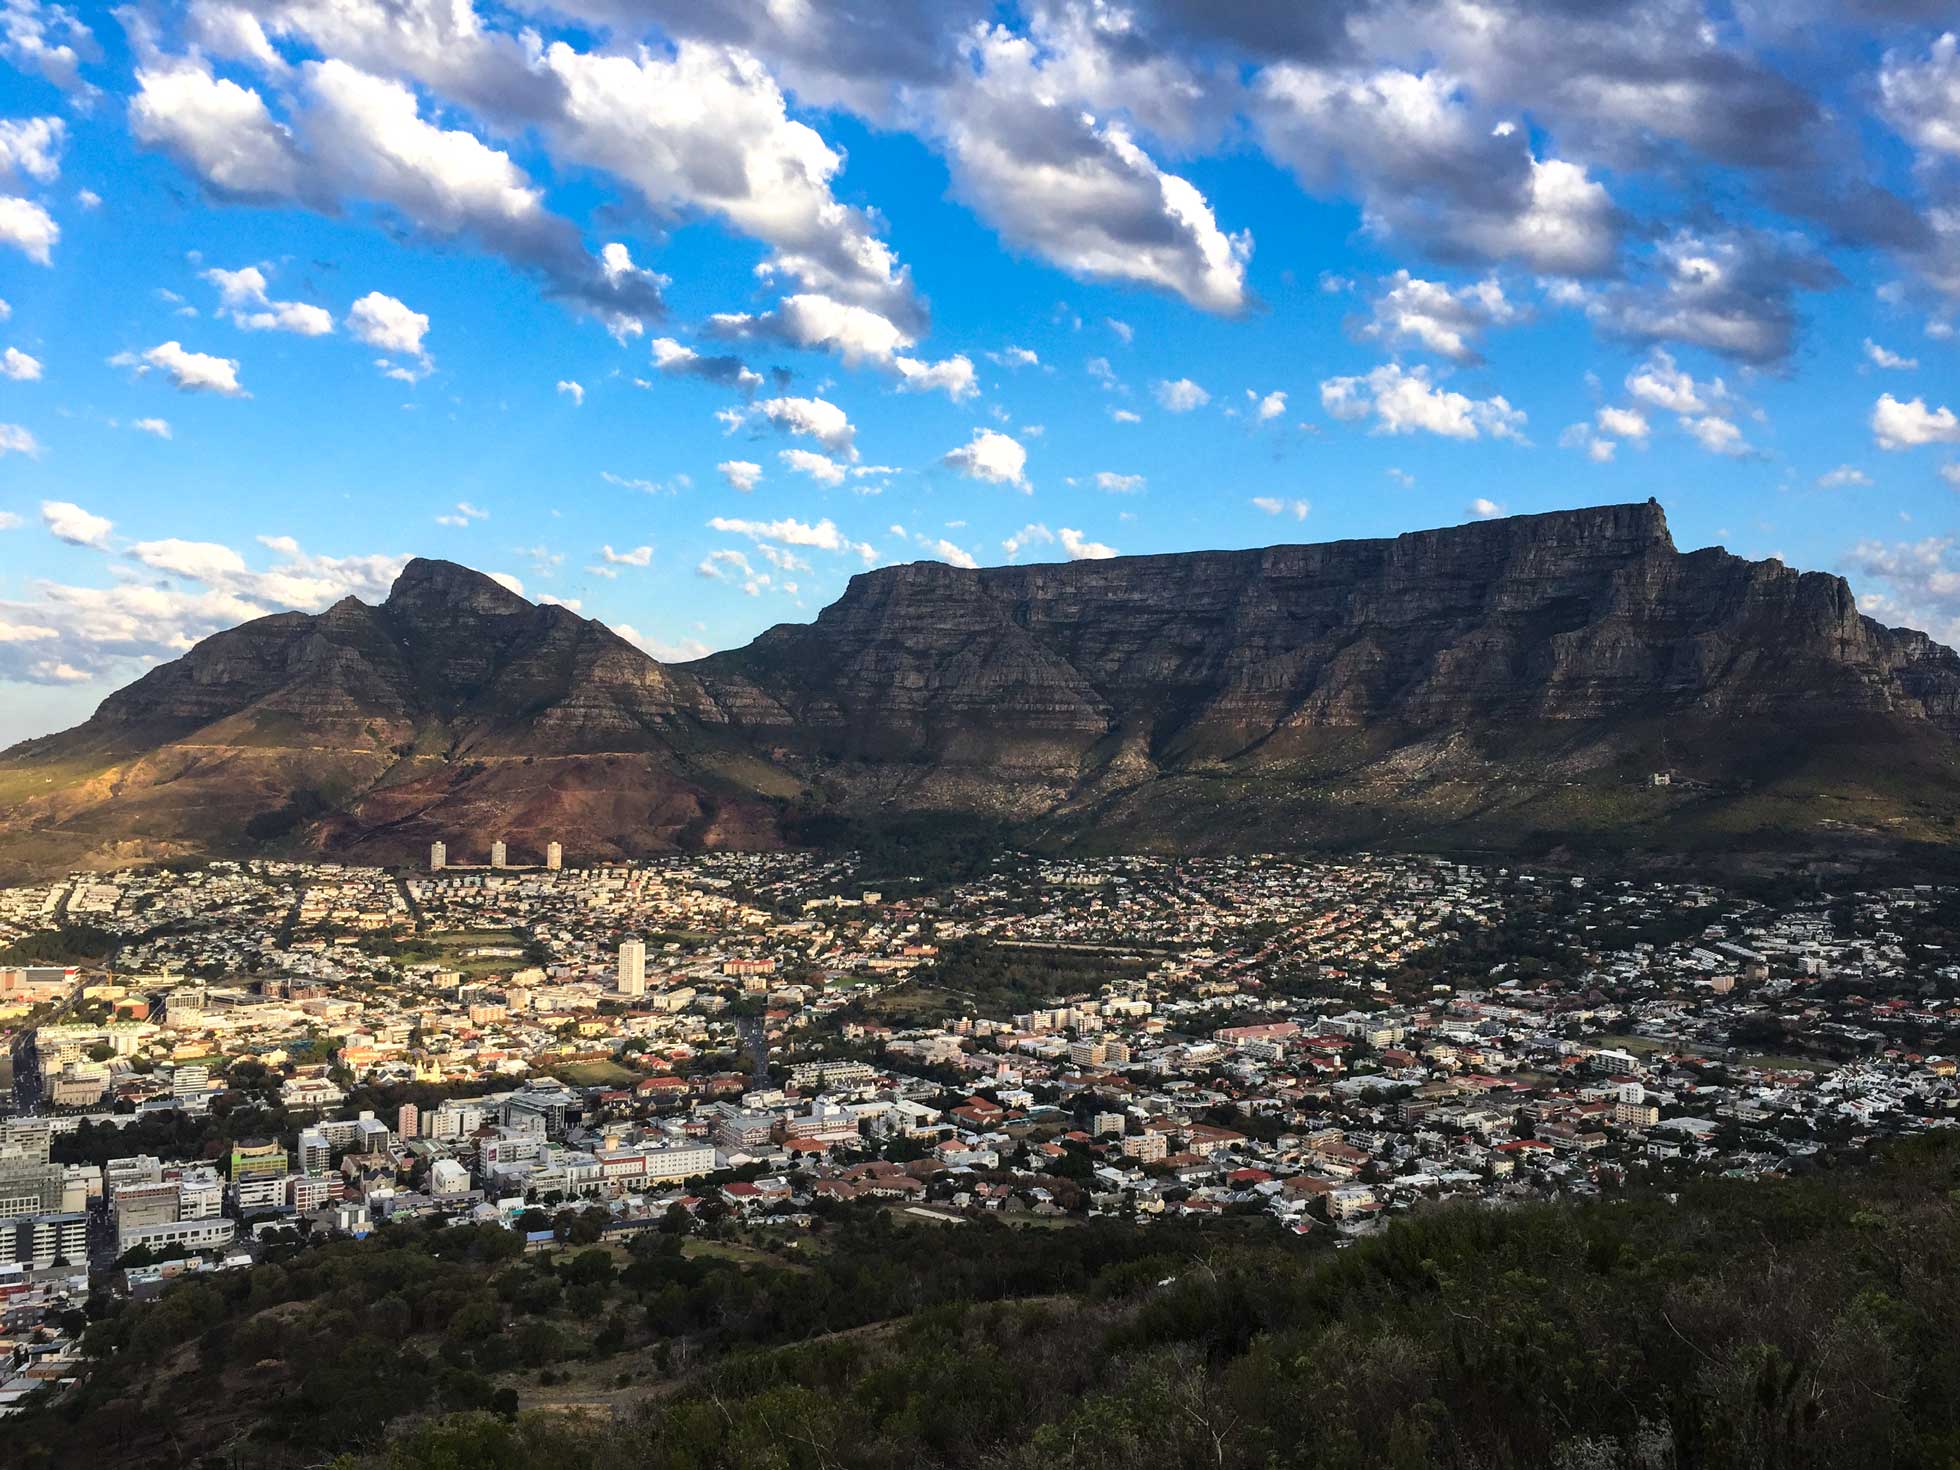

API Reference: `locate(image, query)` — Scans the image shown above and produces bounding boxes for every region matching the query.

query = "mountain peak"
[386,557,532,616]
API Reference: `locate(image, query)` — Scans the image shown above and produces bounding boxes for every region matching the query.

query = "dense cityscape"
[3,842,1956,1421]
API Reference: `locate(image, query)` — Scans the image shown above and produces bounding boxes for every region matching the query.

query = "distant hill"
[6,500,1960,879]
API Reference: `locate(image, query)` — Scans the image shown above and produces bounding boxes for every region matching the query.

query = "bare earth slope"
[5,501,1959,878]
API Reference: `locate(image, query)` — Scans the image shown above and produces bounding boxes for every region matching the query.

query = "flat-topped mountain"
[5,501,1959,878]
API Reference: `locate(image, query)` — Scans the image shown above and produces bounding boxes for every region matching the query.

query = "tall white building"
[546,841,562,871]
[429,841,446,872]
[490,839,506,869]
[617,938,646,996]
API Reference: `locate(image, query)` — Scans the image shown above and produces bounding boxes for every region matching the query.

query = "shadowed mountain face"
[6,501,1960,879]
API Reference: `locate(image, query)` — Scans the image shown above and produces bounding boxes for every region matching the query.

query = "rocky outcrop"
[6,501,1960,877]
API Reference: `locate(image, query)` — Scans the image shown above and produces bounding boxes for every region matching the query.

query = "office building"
[546,841,562,871]
[229,1138,289,1182]
[0,1212,88,1271]
[490,839,506,869]
[617,937,646,996]
[429,841,446,872]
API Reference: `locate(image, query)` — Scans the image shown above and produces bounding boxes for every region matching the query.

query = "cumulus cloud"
[1256,63,1619,277]
[708,294,974,398]
[598,543,652,566]
[1251,496,1311,519]
[0,116,64,181]
[1154,377,1211,412]
[110,340,247,396]
[1001,522,1055,561]
[717,459,763,491]
[1818,465,1872,488]
[0,422,39,456]
[556,379,584,405]
[1248,389,1287,421]
[779,447,848,485]
[129,50,664,334]
[1466,497,1506,519]
[1,0,100,97]
[1,345,40,380]
[1864,338,1918,370]
[1094,471,1145,493]
[1059,527,1117,560]
[1873,392,1960,450]
[0,194,58,264]
[739,394,856,457]
[923,536,978,568]
[930,24,1251,314]
[942,428,1029,489]
[1320,362,1526,441]
[1360,272,1521,363]
[650,336,763,393]
[132,417,172,439]
[707,514,876,563]
[1586,227,1838,366]
[347,291,428,356]
[1846,535,1960,646]
[203,264,333,335]
[40,499,111,546]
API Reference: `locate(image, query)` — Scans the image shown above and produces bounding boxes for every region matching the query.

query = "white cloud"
[1002,523,1055,561]
[556,379,584,405]
[707,514,876,563]
[1320,363,1526,441]
[1361,272,1522,363]
[41,500,111,547]
[1467,497,1506,519]
[990,345,1040,368]
[0,195,58,264]
[129,537,248,580]
[718,459,763,492]
[1059,527,1118,560]
[487,571,524,597]
[1596,405,1649,440]
[0,116,64,182]
[932,25,1251,314]
[942,428,1029,489]
[1625,349,1723,416]
[925,537,978,569]
[112,340,247,396]
[0,422,41,456]
[1873,393,1960,450]
[599,544,652,567]
[1818,465,1872,488]
[1943,463,1960,490]
[754,395,857,456]
[779,447,848,485]
[0,345,40,380]
[1094,471,1145,493]
[650,335,764,393]
[434,500,489,527]
[1251,497,1311,520]
[1154,377,1210,412]
[1864,338,1918,371]
[1684,414,1748,456]
[203,264,333,335]
[1110,408,1141,424]
[710,295,975,400]
[1249,389,1287,422]
[347,291,428,356]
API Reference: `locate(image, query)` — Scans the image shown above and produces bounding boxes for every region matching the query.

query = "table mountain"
[4,500,1958,878]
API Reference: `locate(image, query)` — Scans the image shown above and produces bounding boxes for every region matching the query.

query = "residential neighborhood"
[3,847,1957,1413]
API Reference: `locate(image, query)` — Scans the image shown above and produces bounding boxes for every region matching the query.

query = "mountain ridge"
[6,499,1960,880]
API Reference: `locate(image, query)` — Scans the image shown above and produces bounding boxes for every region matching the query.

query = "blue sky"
[2,1,1959,744]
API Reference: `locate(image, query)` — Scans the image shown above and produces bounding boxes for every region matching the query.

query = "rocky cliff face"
[690,500,1960,768]
[6,502,1960,878]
